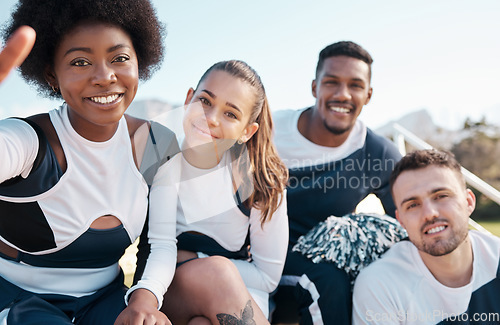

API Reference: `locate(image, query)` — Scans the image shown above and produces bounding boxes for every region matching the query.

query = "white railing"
[392,123,500,234]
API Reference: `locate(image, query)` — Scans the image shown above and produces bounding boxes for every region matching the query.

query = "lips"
[87,93,123,105]
[326,102,353,113]
[328,106,351,113]
[424,224,447,235]
[193,123,220,139]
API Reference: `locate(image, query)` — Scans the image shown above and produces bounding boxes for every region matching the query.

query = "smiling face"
[182,70,259,160]
[46,22,139,141]
[310,55,372,140]
[393,166,475,257]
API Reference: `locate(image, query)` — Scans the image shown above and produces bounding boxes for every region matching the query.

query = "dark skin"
[0,25,170,325]
[0,26,35,83]
[298,55,372,148]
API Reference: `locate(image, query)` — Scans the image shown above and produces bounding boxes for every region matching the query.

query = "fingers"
[0,25,36,83]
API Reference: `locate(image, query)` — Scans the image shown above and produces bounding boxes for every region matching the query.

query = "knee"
[200,256,243,287]
[178,256,244,291]
[176,256,249,312]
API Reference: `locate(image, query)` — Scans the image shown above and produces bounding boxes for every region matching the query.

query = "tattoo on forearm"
[216,300,256,325]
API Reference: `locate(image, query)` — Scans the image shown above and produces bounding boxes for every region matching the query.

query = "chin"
[324,123,351,135]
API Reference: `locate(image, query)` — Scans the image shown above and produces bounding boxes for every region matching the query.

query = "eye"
[351,83,364,89]
[199,97,211,106]
[435,193,449,200]
[225,111,238,120]
[113,55,130,63]
[404,202,419,211]
[71,58,90,67]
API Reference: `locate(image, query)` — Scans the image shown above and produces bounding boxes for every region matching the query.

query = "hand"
[114,289,171,325]
[0,25,36,83]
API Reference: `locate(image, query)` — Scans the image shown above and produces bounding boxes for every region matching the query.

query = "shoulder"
[471,229,500,245]
[272,108,305,130]
[26,113,55,143]
[0,116,41,140]
[364,128,402,160]
[125,114,148,138]
[26,113,66,170]
[355,240,415,289]
[126,114,177,145]
[365,127,397,149]
[127,115,180,183]
[272,108,308,157]
[271,108,297,120]
[470,230,500,262]
[149,120,178,144]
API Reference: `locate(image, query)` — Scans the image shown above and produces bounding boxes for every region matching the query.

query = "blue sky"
[1,0,499,129]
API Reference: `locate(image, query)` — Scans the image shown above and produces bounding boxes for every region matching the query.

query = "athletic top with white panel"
[147,150,289,295]
[0,104,178,308]
[352,230,500,325]
[272,108,402,246]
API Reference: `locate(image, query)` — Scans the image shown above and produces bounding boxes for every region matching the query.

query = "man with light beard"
[352,149,500,325]
[271,41,401,324]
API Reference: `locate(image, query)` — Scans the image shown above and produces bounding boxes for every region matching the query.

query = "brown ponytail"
[197,60,288,224]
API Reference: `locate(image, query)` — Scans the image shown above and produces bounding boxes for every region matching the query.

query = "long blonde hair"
[196,60,288,224]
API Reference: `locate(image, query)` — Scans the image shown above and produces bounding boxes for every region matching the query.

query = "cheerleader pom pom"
[292,213,407,281]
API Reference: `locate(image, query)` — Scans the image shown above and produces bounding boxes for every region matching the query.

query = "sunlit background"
[2,1,500,278]
[1,0,499,130]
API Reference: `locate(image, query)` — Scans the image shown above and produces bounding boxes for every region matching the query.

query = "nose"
[333,83,351,101]
[92,62,117,86]
[204,108,220,127]
[421,200,439,222]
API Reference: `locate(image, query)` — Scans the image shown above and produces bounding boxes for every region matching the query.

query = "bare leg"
[162,256,269,325]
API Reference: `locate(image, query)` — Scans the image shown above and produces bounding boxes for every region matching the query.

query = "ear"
[184,87,195,107]
[365,87,373,105]
[311,79,317,99]
[465,188,476,215]
[395,209,405,229]
[44,66,58,89]
[240,122,259,143]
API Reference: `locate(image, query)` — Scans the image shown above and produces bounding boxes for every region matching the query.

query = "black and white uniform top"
[0,104,177,308]
[272,108,402,246]
[147,149,288,314]
[352,230,500,324]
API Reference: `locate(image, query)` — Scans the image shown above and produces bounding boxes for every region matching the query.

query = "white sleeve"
[0,118,39,183]
[352,268,402,325]
[125,157,179,309]
[231,193,289,293]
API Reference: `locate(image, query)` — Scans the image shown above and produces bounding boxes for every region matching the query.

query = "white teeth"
[427,225,446,234]
[329,106,350,113]
[90,94,119,104]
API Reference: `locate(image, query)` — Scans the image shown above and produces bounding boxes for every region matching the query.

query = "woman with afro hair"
[0,0,180,324]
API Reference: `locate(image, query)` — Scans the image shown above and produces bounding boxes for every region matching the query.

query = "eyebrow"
[322,74,366,83]
[201,89,242,113]
[63,44,131,57]
[399,187,449,206]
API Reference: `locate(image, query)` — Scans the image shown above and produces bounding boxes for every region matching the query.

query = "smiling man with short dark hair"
[271,41,401,325]
[352,149,500,325]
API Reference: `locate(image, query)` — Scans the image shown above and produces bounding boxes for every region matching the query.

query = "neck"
[68,109,120,142]
[181,140,222,169]
[297,107,351,147]
[419,234,473,288]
